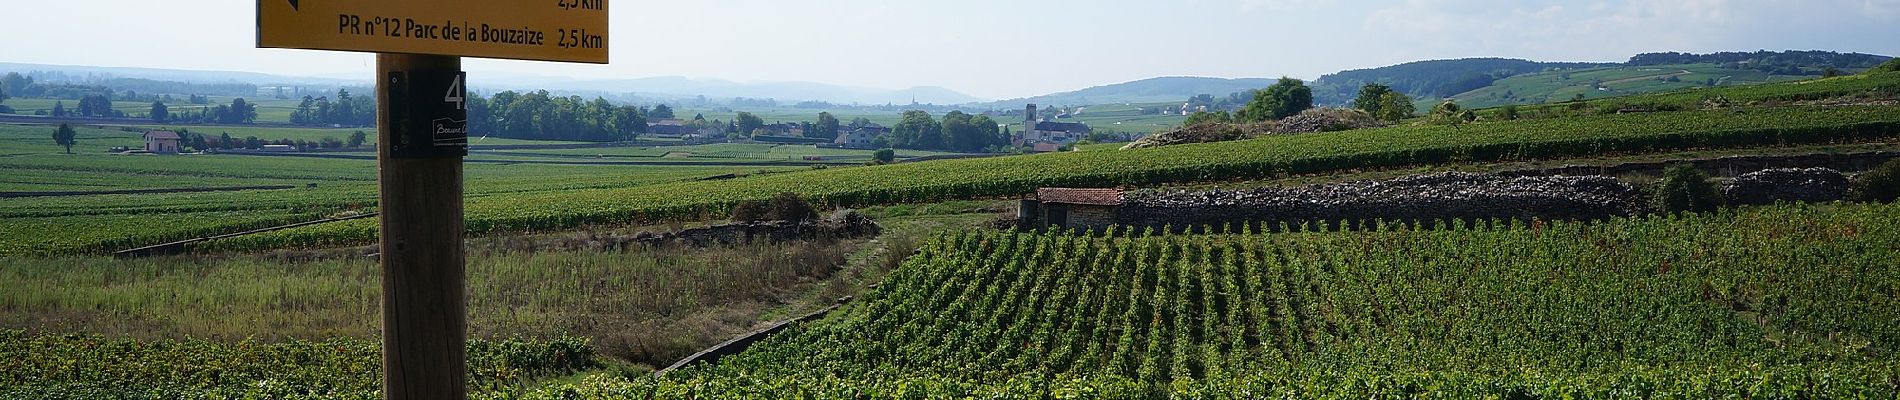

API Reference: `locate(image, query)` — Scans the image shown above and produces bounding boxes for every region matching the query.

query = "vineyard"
[0,330,595,399]
[197,104,1900,253]
[517,203,1900,397]
[6,71,1899,255]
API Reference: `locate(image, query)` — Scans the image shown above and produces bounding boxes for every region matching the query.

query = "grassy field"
[1451,63,1813,109]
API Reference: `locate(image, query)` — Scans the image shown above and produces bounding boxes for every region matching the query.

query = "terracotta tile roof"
[1037,188,1122,206]
[144,131,181,140]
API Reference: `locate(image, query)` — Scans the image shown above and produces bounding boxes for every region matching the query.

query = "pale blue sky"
[6,0,1898,99]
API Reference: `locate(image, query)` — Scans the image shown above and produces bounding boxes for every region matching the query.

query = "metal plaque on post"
[386,69,468,158]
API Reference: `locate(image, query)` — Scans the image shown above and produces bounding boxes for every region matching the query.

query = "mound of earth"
[1121,108,1382,150]
[1119,122,1268,150]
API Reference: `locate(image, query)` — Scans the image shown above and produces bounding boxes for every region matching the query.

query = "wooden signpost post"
[258,1,606,398]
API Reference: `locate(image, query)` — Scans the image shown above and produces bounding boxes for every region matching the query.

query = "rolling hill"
[990,77,1278,107]
[1446,63,1810,109]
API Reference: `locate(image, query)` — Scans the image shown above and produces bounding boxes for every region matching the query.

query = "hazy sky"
[8,0,1898,99]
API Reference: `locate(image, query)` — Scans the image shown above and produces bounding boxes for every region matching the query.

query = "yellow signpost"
[258,0,607,63]
[258,1,607,398]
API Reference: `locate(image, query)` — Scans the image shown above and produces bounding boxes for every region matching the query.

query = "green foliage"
[873,148,895,164]
[812,111,841,140]
[1374,92,1415,121]
[0,331,595,398]
[734,112,765,137]
[1351,83,1393,115]
[348,130,368,148]
[1239,77,1313,122]
[148,101,167,122]
[1852,159,1900,203]
[51,123,77,154]
[939,111,1005,152]
[892,110,942,150]
[529,204,1900,397]
[1875,59,1900,74]
[1652,163,1721,213]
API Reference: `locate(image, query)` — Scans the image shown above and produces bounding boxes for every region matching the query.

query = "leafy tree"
[649,104,675,119]
[330,90,356,125]
[348,130,368,148]
[1239,77,1313,122]
[1374,92,1415,121]
[149,102,168,122]
[812,112,841,139]
[613,105,647,140]
[75,95,110,117]
[218,98,258,124]
[1652,164,1720,214]
[734,112,765,136]
[873,148,895,164]
[187,133,208,151]
[1352,83,1394,115]
[219,133,235,149]
[0,72,30,96]
[892,110,941,150]
[51,101,66,117]
[1183,111,1232,126]
[52,123,77,154]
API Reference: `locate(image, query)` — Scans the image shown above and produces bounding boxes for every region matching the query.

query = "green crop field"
[6,202,1895,397]
[524,203,1900,397]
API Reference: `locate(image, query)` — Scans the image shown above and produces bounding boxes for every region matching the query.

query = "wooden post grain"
[376,53,466,399]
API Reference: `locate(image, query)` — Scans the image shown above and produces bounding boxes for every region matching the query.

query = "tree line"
[891,110,1004,152]
[289,90,375,127]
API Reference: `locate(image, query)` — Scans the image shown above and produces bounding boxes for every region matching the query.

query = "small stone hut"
[1020,188,1122,230]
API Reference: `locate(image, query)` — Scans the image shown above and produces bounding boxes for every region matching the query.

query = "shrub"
[1852,159,1900,203]
[765,192,819,222]
[873,148,895,164]
[1871,59,1900,74]
[729,200,768,222]
[1652,163,1721,213]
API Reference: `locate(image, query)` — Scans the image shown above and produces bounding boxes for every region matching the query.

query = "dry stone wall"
[1721,168,1851,206]
[1117,173,1646,231]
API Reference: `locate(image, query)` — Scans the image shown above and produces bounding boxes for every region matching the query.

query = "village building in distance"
[1015,104,1092,152]
[831,125,892,149]
[143,130,181,154]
